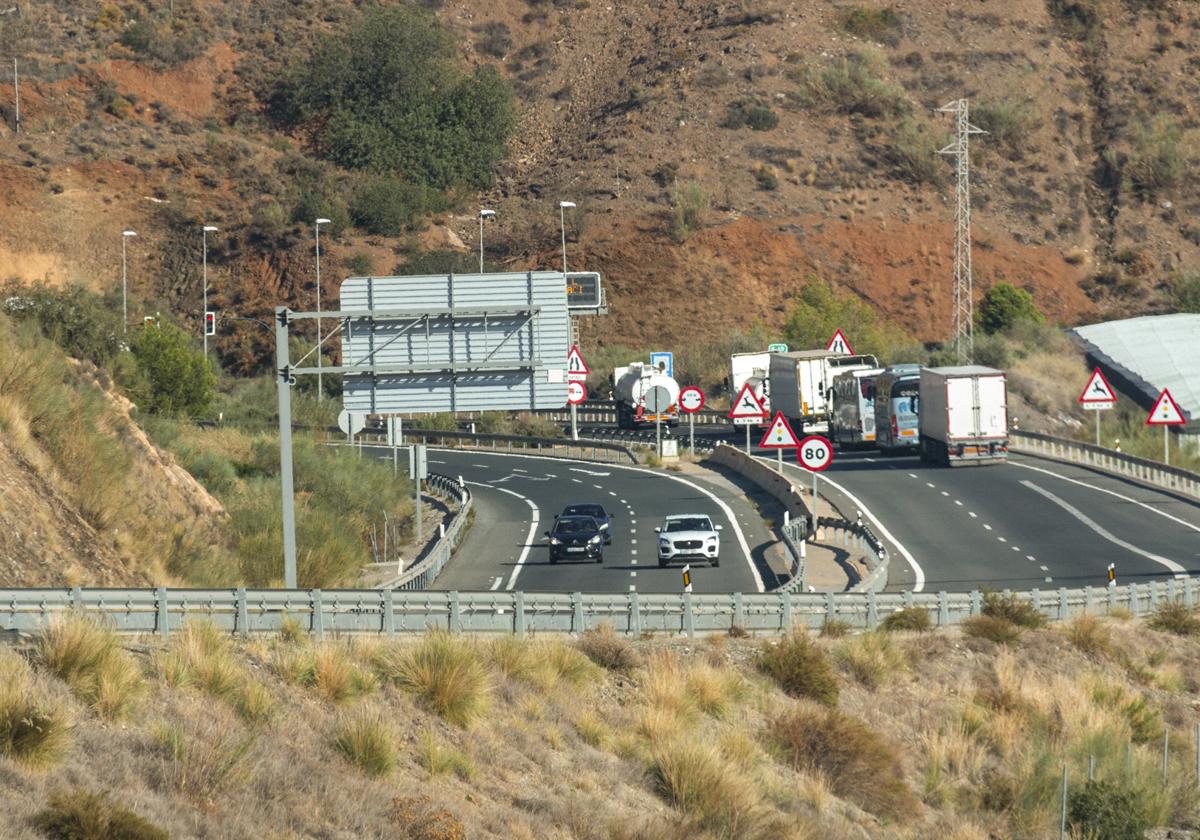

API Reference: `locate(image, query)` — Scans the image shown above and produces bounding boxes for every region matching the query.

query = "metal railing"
[2,577,1197,638]
[362,427,640,464]
[533,400,729,427]
[372,473,471,590]
[1011,430,1200,500]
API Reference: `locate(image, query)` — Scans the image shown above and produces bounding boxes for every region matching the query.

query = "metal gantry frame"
[938,99,985,364]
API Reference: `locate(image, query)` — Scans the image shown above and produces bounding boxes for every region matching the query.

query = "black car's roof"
[553,515,600,532]
[562,503,607,515]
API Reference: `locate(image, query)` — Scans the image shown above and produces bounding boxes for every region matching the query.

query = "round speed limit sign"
[678,386,705,414]
[797,435,833,472]
[567,380,587,405]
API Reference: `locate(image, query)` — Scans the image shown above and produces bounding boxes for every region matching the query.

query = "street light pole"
[478,209,495,273]
[202,224,218,357]
[558,201,576,274]
[314,217,331,401]
[121,230,136,334]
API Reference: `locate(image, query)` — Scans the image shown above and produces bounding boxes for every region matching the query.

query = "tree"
[977,283,1044,334]
[1170,271,1200,313]
[128,322,215,416]
[781,278,913,360]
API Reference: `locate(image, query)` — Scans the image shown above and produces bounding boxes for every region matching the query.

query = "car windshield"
[555,518,598,535]
[665,518,711,533]
[563,505,605,519]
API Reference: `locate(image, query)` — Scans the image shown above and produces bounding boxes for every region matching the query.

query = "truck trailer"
[728,351,771,416]
[918,366,1008,466]
[769,350,879,430]
[613,363,681,429]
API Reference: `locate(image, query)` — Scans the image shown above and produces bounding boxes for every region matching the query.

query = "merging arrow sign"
[1146,388,1186,426]
[759,411,800,448]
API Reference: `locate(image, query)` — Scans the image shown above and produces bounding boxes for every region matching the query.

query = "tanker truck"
[613,363,681,429]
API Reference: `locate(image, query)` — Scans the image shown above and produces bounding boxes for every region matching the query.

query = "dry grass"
[0,649,72,769]
[1146,601,1200,636]
[647,737,773,838]
[33,788,168,840]
[312,643,378,704]
[375,633,490,727]
[151,716,257,796]
[962,614,1022,644]
[416,729,475,781]
[834,631,908,688]
[755,631,839,705]
[982,591,1046,628]
[1064,613,1113,656]
[576,623,641,673]
[573,709,610,749]
[332,707,397,777]
[880,606,933,633]
[36,614,144,719]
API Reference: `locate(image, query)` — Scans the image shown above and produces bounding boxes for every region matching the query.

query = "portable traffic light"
[205,311,217,336]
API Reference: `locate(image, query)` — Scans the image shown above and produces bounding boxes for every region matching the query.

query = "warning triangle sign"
[759,412,800,448]
[826,328,854,355]
[566,345,589,380]
[1078,368,1117,405]
[1146,388,1186,426]
[727,383,767,420]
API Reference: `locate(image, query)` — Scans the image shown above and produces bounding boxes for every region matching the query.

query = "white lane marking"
[1020,479,1187,577]
[546,473,557,478]
[513,468,527,473]
[864,457,877,463]
[941,491,950,497]
[572,478,583,484]
[969,512,978,518]
[955,500,964,506]
[781,461,925,592]
[1040,565,1049,571]
[1026,555,1036,562]
[472,464,490,469]
[926,482,936,488]
[430,459,447,464]
[1045,577,1053,583]
[631,549,637,555]
[463,482,540,591]
[908,473,918,479]
[983,524,993,531]
[609,491,618,497]
[620,499,628,504]
[631,520,637,526]
[569,467,612,477]
[593,484,604,489]
[631,558,638,564]
[630,571,637,578]
[1011,546,1020,552]
[1012,461,1200,536]
[490,577,502,591]
[631,539,637,545]
[997,536,1007,543]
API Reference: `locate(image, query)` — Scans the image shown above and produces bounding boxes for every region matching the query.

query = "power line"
[937,98,985,364]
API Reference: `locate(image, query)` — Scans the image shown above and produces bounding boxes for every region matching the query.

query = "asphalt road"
[366,447,781,594]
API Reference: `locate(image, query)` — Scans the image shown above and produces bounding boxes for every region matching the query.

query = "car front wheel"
[712,557,720,567]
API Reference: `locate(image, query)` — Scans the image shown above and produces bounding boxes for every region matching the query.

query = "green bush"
[977,283,1044,335]
[274,5,515,190]
[351,175,437,236]
[127,321,215,416]
[796,49,908,118]
[400,249,492,275]
[839,7,901,40]
[972,99,1039,157]
[0,650,70,769]
[753,165,778,191]
[333,709,397,777]
[756,632,839,705]
[721,100,779,131]
[781,278,914,362]
[33,788,168,840]
[961,614,1022,644]
[879,607,932,633]
[669,181,708,243]
[1067,779,1150,840]
[1120,116,1186,200]
[1170,271,1200,313]
[0,282,124,366]
[344,252,375,276]
[1146,601,1200,636]
[982,591,1046,629]
[889,118,945,186]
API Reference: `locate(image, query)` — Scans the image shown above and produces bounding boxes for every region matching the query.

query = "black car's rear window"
[563,505,605,518]
[555,518,598,535]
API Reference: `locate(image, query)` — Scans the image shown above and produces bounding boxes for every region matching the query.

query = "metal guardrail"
[2,578,1197,638]
[534,400,729,427]
[575,426,720,454]
[1011,430,1200,500]
[373,474,471,590]
[363,427,640,464]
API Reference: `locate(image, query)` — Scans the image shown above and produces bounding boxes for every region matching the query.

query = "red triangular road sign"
[1146,388,1186,426]
[566,345,589,380]
[1078,368,1117,405]
[826,328,854,355]
[759,412,800,448]
[727,382,767,420]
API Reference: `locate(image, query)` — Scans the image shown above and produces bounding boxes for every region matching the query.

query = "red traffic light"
[204,311,216,336]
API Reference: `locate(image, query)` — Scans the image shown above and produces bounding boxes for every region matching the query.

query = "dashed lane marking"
[926,482,936,488]
[983,524,993,531]
[969,512,978,518]
[908,473,918,479]
[462,481,539,592]
[489,577,502,591]
[955,500,964,506]
[998,537,1007,543]
[941,491,950,497]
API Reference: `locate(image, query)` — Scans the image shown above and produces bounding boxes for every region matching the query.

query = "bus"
[829,367,884,448]
[873,365,922,454]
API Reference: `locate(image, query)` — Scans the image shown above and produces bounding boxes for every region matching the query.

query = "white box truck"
[729,351,771,415]
[918,366,1008,466]
[769,350,879,430]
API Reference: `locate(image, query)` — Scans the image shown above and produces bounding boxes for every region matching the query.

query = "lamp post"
[314,217,331,401]
[202,224,218,357]
[478,209,495,273]
[558,201,576,274]
[121,230,136,334]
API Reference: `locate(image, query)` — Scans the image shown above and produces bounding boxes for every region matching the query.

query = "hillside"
[2,610,1200,838]
[0,0,1197,378]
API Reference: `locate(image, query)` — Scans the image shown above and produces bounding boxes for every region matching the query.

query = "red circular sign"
[567,380,587,405]
[796,435,833,471]
[678,386,705,414]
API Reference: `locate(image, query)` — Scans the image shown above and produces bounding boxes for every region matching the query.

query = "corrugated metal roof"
[1071,314,1199,430]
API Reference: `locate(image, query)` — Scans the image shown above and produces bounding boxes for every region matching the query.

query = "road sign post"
[1146,388,1186,466]
[728,383,768,455]
[678,386,705,454]
[1079,368,1117,446]
[759,412,801,475]
[567,345,589,443]
[797,435,834,535]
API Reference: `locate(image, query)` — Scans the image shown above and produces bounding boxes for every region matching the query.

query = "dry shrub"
[1065,613,1112,656]
[573,710,609,748]
[0,649,71,768]
[151,717,257,796]
[278,614,305,643]
[271,645,316,686]
[416,729,474,780]
[686,661,745,719]
[312,643,377,704]
[834,631,908,688]
[820,619,852,638]
[375,633,490,727]
[527,640,599,690]
[773,702,917,821]
[981,591,1045,628]
[332,707,396,777]
[387,795,466,840]
[1146,601,1200,636]
[486,635,535,681]
[33,788,168,840]
[880,607,933,633]
[36,614,144,719]
[576,623,640,673]
[755,632,839,705]
[647,738,773,837]
[234,680,276,725]
[961,614,1022,645]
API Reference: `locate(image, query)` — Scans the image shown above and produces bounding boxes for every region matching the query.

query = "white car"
[656,514,722,568]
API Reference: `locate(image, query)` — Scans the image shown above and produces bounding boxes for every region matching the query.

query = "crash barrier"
[371,474,471,591]
[356,427,640,465]
[3,577,1197,638]
[1011,430,1200,501]
[814,516,890,593]
[571,426,719,454]
[532,400,729,427]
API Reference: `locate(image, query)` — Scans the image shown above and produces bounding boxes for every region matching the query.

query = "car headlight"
[659,538,671,547]
[549,538,561,546]
[589,535,601,545]
[706,536,718,543]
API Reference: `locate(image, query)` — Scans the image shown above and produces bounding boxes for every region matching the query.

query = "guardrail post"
[683,592,695,639]
[1058,587,1069,621]
[938,591,949,626]
[573,592,585,634]
[825,592,836,624]
[156,586,169,639]
[383,589,395,637]
[630,591,641,636]
[1085,586,1094,614]
[1186,578,1196,609]
[514,591,526,638]
[1129,583,1140,617]
[1031,589,1041,618]
[449,591,461,633]
[781,592,793,632]
[312,589,325,639]
[1108,583,1118,613]
[970,590,982,616]
[867,591,878,629]
[733,592,744,630]
[903,590,915,610]
[236,587,249,638]
[1167,579,1178,606]
[1149,581,1160,612]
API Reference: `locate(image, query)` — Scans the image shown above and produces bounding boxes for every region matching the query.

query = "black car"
[557,503,614,544]
[546,516,604,564]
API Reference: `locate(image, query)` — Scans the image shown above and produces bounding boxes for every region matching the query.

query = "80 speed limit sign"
[797,435,833,471]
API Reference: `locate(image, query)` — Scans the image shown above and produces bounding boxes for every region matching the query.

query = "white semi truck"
[769,350,879,431]
[729,351,771,415]
[918,366,1008,466]
[613,363,681,429]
